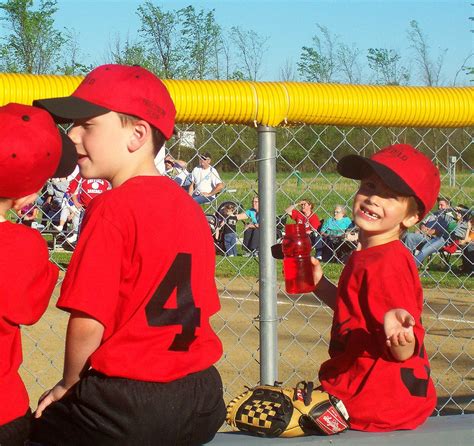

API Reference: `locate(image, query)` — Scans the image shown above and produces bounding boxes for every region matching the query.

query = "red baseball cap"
[0,103,77,198]
[33,64,176,139]
[337,144,440,218]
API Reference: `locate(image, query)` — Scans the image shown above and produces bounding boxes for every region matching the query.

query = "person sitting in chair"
[189,152,225,205]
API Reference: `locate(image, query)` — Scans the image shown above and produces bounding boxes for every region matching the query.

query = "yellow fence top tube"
[0,73,473,128]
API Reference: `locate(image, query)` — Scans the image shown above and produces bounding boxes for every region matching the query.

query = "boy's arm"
[384,308,416,362]
[34,311,104,418]
[311,257,337,310]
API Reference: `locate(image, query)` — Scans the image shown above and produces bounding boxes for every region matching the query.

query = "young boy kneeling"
[30,65,225,446]
[313,144,438,431]
[0,103,76,446]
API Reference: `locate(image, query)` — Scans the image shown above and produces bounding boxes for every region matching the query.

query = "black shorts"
[0,409,31,446]
[30,366,225,446]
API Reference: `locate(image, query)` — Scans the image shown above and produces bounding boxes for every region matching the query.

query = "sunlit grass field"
[49,171,473,290]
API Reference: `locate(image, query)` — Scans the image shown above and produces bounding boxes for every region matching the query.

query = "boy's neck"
[110,159,161,188]
[358,228,401,250]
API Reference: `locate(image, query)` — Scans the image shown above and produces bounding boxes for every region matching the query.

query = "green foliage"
[136,1,182,78]
[297,45,333,82]
[178,5,221,79]
[367,48,410,85]
[0,0,65,74]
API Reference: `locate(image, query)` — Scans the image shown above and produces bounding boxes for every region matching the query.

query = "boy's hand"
[384,309,415,348]
[34,378,73,418]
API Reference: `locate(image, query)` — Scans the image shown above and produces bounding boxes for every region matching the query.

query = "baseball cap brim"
[337,155,416,197]
[33,96,111,123]
[54,132,78,178]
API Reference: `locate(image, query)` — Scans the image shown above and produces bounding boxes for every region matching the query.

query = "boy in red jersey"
[31,65,225,445]
[312,144,438,432]
[0,103,76,446]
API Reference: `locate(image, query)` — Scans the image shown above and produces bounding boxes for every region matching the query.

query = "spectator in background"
[403,196,455,267]
[64,172,111,243]
[17,202,39,228]
[285,198,321,248]
[316,204,354,260]
[41,176,72,225]
[215,203,246,256]
[239,196,260,257]
[457,209,473,275]
[164,155,192,191]
[189,152,225,204]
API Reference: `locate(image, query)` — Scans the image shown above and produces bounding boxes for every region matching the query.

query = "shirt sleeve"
[210,167,222,188]
[320,219,329,233]
[58,204,123,329]
[1,230,58,326]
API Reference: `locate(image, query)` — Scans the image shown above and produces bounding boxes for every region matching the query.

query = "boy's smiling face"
[68,112,133,184]
[353,172,419,248]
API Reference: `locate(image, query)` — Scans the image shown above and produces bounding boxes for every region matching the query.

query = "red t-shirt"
[319,240,436,431]
[0,222,58,425]
[67,173,111,208]
[58,176,223,382]
[291,209,320,233]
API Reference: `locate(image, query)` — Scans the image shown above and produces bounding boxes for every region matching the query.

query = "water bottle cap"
[284,223,306,236]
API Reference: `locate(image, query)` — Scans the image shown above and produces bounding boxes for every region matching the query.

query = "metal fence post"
[257,125,278,385]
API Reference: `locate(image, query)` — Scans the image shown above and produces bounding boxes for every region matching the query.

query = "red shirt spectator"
[286,199,321,234]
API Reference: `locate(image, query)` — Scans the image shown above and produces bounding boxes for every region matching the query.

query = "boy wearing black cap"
[312,144,438,431]
[0,103,76,445]
[30,64,225,445]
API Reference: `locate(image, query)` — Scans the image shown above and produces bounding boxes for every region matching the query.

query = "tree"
[0,0,66,73]
[136,1,181,78]
[367,48,410,85]
[279,58,297,81]
[407,20,446,86]
[337,43,362,84]
[106,33,153,70]
[297,25,341,83]
[179,5,221,79]
[230,26,268,81]
[59,28,92,75]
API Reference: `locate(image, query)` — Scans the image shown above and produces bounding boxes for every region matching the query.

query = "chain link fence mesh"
[19,123,472,418]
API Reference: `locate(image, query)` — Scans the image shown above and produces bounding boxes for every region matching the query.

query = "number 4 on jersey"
[145,253,201,351]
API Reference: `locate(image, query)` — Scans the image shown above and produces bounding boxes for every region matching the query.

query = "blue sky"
[53,0,473,85]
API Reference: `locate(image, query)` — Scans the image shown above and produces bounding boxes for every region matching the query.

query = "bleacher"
[210,414,473,446]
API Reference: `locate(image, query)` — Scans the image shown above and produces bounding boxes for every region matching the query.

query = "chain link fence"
[19,123,472,417]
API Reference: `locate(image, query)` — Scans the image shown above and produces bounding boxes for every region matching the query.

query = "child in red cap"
[312,144,438,431]
[31,64,225,445]
[0,103,76,446]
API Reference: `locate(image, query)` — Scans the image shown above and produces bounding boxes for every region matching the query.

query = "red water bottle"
[282,223,315,294]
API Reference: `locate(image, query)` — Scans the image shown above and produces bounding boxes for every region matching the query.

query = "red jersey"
[0,222,58,425]
[319,240,436,431]
[67,173,111,208]
[291,209,320,233]
[58,176,223,382]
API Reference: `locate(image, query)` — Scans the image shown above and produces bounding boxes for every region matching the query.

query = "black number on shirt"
[400,344,431,397]
[145,253,200,351]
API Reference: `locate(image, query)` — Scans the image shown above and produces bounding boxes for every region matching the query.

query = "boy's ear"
[128,120,152,152]
[402,213,420,229]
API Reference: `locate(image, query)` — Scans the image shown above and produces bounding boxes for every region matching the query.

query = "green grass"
[205,171,474,221]
[43,170,473,290]
[214,253,473,290]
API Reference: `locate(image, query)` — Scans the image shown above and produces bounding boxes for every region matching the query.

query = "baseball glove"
[226,381,350,438]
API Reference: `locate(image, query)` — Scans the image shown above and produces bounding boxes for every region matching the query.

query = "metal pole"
[257,125,278,385]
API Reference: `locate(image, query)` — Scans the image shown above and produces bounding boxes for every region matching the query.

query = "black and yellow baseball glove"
[226,381,349,438]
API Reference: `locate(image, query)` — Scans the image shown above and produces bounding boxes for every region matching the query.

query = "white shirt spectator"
[191,165,223,198]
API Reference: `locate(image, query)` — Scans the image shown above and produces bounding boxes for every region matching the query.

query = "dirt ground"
[21,276,473,416]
